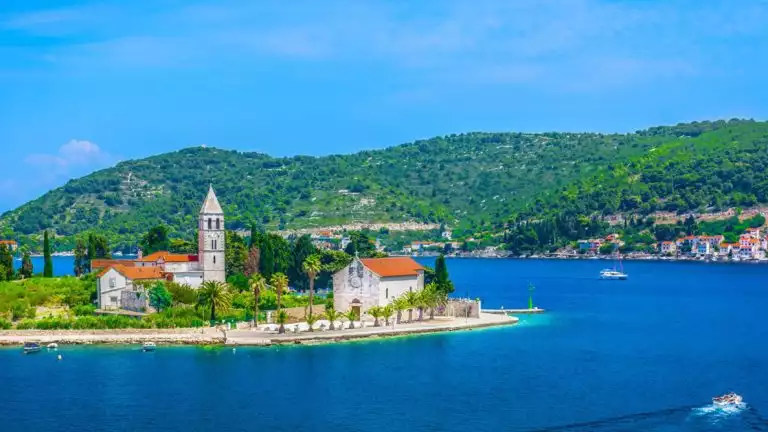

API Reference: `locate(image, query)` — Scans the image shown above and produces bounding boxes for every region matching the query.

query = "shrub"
[10,300,32,321]
[167,282,198,305]
[15,319,36,330]
[0,318,11,330]
[73,304,97,316]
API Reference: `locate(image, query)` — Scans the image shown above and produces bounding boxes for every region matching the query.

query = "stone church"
[96,185,226,310]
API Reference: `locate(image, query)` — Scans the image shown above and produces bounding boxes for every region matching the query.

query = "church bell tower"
[199,185,226,283]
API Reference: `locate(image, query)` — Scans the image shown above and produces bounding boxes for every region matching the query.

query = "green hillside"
[1,119,764,250]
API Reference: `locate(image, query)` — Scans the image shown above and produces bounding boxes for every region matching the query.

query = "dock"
[484,308,546,315]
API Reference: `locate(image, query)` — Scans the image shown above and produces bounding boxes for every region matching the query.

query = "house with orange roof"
[659,241,677,255]
[97,265,166,311]
[333,257,425,317]
[0,240,18,252]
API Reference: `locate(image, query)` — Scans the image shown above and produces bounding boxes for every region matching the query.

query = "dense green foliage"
[0,123,683,248]
[0,277,95,319]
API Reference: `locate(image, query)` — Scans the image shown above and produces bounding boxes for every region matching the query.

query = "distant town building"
[659,241,677,255]
[95,185,227,310]
[0,240,18,252]
[333,257,425,317]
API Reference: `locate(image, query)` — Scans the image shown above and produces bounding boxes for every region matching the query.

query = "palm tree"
[249,273,267,325]
[302,254,322,319]
[305,314,319,332]
[368,306,382,327]
[276,310,288,334]
[382,304,394,326]
[345,309,358,329]
[324,306,341,330]
[423,283,447,320]
[270,272,289,313]
[403,291,419,322]
[393,296,408,324]
[197,281,233,322]
[415,290,428,321]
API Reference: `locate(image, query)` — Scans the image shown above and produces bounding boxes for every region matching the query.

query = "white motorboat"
[46,343,58,349]
[142,342,156,352]
[713,392,743,406]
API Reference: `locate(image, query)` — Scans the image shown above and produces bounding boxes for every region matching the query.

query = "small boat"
[23,342,42,354]
[47,343,58,349]
[599,269,628,280]
[599,252,628,280]
[713,392,743,406]
[142,342,156,352]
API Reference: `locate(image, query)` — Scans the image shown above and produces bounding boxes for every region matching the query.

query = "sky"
[1,0,768,212]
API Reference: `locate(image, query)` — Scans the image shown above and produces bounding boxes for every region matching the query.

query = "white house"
[97,265,165,310]
[333,257,425,317]
[0,240,18,252]
[95,185,227,310]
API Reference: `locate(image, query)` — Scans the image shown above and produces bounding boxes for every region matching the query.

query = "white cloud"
[25,140,113,172]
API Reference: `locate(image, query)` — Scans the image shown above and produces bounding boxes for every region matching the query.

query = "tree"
[73,239,87,277]
[422,282,447,320]
[305,314,319,332]
[344,241,357,256]
[141,225,170,255]
[324,305,341,330]
[344,309,358,329]
[290,235,316,291]
[19,250,33,279]
[259,237,275,280]
[0,264,7,282]
[382,304,394,326]
[249,273,267,325]
[433,254,454,294]
[149,283,172,312]
[276,310,288,334]
[244,246,260,277]
[0,245,13,281]
[169,238,196,254]
[225,231,247,277]
[269,272,288,313]
[197,280,233,321]
[43,230,53,278]
[393,296,408,324]
[302,254,322,318]
[368,306,383,327]
[403,290,419,322]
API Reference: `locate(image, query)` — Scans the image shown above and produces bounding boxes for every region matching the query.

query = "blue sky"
[2,0,768,212]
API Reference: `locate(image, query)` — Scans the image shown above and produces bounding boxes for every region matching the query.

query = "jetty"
[484,308,546,315]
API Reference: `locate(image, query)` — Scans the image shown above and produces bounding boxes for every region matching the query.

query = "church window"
[109,277,116,288]
[216,218,220,230]
[386,288,389,299]
[213,256,216,264]
[409,286,413,292]
[208,218,212,229]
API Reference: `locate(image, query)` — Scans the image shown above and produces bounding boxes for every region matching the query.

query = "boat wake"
[691,401,747,418]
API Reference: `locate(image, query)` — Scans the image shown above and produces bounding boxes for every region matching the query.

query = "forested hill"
[1,119,765,245]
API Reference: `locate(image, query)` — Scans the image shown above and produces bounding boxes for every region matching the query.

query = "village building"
[659,241,677,255]
[0,240,18,252]
[95,185,226,310]
[333,257,425,317]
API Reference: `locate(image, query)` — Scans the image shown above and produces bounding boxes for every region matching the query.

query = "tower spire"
[200,184,223,214]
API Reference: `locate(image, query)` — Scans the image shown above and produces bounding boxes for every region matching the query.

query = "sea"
[3,257,768,431]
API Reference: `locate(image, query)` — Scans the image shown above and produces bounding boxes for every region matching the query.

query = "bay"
[3,258,768,431]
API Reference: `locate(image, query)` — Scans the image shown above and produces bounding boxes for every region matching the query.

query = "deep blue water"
[12,255,135,277]
[3,258,768,431]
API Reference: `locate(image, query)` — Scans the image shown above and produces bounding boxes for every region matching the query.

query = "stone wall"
[120,290,148,312]
[434,299,482,318]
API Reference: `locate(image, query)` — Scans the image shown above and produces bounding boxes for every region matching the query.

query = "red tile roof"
[0,240,17,245]
[98,265,164,280]
[138,251,198,263]
[92,259,136,269]
[361,257,424,277]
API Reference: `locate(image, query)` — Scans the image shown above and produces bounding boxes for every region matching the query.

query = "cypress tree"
[434,254,454,294]
[43,230,53,278]
[0,245,13,280]
[20,250,33,279]
[74,239,87,277]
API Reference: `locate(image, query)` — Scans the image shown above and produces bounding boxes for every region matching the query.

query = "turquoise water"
[3,259,768,431]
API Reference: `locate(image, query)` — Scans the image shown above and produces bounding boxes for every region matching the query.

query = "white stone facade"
[333,258,424,315]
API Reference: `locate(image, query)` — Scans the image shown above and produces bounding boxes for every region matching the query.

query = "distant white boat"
[47,343,58,349]
[713,392,743,407]
[599,269,628,280]
[599,252,628,280]
[113,251,123,257]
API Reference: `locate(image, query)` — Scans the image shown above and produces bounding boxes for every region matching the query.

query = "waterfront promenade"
[0,312,518,347]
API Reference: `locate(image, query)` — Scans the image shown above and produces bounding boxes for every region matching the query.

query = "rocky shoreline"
[0,328,225,346]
